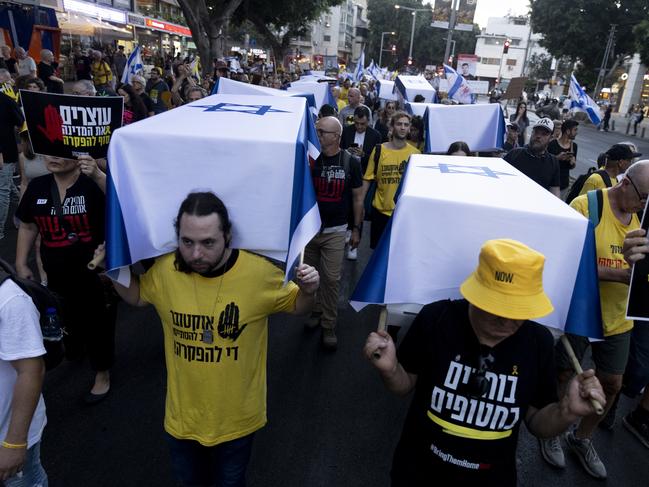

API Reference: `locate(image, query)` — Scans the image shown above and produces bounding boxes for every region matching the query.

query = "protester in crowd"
[91,50,114,93]
[131,75,155,117]
[305,116,363,348]
[365,238,605,486]
[112,45,127,81]
[331,86,346,113]
[0,69,17,102]
[551,119,563,140]
[446,141,472,156]
[363,111,419,251]
[504,118,560,197]
[633,106,645,136]
[184,86,207,103]
[106,191,319,487]
[341,105,382,174]
[0,91,24,241]
[73,46,92,81]
[407,116,425,152]
[536,98,560,120]
[15,75,44,94]
[601,105,613,132]
[71,79,96,97]
[579,144,641,196]
[318,104,337,119]
[539,161,649,479]
[37,49,63,94]
[118,84,148,125]
[339,78,351,102]
[145,67,170,114]
[503,122,519,151]
[171,63,197,106]
[0,46,17,76]
[16,154,117,404]
[0,276,48,486]
[14,47,36,78]
[509,101,529,146]
[374,101,397,142]
[339,88,370,127]
[547,119,579,200]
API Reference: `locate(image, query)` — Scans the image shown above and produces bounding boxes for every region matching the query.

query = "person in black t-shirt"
[73,47,92,81]
[0,91,24,240]
[15,155,118,404]
[305,116,363,349]
[547,119,579,199]
[504,117,560,197]
[365,239,605,486]
[37,49,63,94]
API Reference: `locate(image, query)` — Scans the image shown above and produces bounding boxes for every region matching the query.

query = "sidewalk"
[606,111,649,138]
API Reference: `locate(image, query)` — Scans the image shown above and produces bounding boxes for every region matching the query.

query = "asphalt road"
[3,122,649,486]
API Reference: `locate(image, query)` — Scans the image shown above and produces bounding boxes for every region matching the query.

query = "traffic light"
[407,57,413,65]
[391,45,396,53]
[503,39,510,54]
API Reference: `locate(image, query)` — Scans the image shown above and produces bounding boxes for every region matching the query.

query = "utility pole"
[443,0,459,64]
[593,24,616,99]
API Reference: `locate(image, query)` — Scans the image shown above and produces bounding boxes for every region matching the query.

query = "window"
[506,59,517,66]
[324,35,331,42]
[484,38,501,45]
[480,57,501,65]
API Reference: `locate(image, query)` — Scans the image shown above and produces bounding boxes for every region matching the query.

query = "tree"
[176,0,244,68]
[530,0,649,89]
[234,0,343,64]
[634,20,649,67]
[526,53,552,81]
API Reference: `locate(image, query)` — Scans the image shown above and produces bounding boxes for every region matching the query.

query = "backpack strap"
[371,143,382,179]
[586,189,604,228]
[595,169,612,188]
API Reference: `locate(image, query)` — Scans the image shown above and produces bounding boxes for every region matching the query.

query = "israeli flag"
[569,74,602,126]
[443,64,474,104]
[121,46,143,85]
[423,104,506,153]
[287,80,333,111]
[106,94,321,284]
[212,76,317,110]
[353,50,365,82]
[367,60,381,80]
[351,154,603,339]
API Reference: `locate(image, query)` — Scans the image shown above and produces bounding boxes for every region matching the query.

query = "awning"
[58,14,132,38]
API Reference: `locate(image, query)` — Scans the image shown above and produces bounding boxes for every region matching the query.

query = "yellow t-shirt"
[570,190,639,336]
[140,250,299,446]
[91,60,113,85]
[579,172,612,196]
[336,98,347,113]
[365,143,420,216]
[339,86,349,101]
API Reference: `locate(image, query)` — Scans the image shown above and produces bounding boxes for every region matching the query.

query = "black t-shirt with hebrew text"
[392,299,557,486]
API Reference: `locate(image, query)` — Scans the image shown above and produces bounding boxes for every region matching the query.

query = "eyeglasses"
[466,350,495,399]
[316,129,339,136]
[627,175,647,202]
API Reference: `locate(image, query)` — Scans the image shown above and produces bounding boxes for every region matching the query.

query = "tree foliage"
[634,20,649,67]
[530,0,649,88]
[366,0,478,69]
[526,53,552,81]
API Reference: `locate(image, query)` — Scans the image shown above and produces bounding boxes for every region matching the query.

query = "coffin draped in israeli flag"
[376,79,397,101]
[287,80,336,110]
[405,101,433,118]
[424,103,506,153]
[351,154,603,338]
[394,75,436,103]
[106,94,321,282]
[212,76,316,109]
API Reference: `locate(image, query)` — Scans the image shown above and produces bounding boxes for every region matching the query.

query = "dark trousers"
[48,270,117,372]
[370,209,390,250]
[166,432,254,487]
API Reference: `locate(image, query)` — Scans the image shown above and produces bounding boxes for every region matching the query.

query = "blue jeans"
[166,432,254,487]
[0,162,16,239]
[4,441,48,487]
[624,321,649,397]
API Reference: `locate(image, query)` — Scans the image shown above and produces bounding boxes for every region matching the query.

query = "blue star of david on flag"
[420,163,516,179]
[191,102,290,116]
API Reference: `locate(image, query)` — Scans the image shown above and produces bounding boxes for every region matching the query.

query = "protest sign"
[21,91,123,159]
[627,199,649,321]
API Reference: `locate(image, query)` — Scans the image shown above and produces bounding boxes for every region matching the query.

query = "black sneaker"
[598,393,619,431]
[623,412,649,449]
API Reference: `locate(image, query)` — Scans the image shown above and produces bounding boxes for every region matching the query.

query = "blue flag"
[353,51,365,82]
[121,46,143,85]
[569,74,602,125]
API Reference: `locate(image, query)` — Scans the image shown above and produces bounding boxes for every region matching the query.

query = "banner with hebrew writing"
[21,90,124,159]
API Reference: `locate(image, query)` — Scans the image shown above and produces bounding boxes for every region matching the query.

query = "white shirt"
[353,130,366,149]
[17,56,36,76]
[0,280,46,448]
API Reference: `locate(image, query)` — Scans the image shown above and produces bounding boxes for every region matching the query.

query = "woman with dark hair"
[407,115,425,152]
[118,83,148,125]
[374,101,397,142]
[509,101,529,146]
[446,141,472,156]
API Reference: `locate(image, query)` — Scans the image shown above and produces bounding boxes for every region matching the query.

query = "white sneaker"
[347,247,357,260]
[344,229,351,244]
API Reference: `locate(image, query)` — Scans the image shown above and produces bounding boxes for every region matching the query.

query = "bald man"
[37,49,63,94]
[305,116,364,349]
[339,87,372,127]
[15,47,36,77]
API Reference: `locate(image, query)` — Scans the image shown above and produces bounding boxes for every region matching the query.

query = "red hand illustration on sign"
[37,104,64,143]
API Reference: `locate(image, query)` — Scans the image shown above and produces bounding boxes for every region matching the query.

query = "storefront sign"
[63,0,126,24]
[144,18,191,37]
[127,12,145,27]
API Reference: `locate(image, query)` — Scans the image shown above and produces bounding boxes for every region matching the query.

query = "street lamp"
[394,4,431,63]
[379,31,395,67]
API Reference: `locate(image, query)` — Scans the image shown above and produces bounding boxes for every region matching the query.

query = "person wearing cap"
[503,122,519,151]
[547,119,579,200]
[364,239,605,486]
[579,143,642,196]
[504,117,560,197]
[130,75,155,117]
[145,67,170,114]
[90,50,113,93]
[539,160,649,479]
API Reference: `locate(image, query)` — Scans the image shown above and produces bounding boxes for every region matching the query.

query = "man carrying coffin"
[539,160,649,479]
[305,117,364,348]
[364,239,605,486]
[108,192,319,486]
[504,118,560,197]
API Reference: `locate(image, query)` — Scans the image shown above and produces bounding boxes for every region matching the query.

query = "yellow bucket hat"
[460,239,554,320]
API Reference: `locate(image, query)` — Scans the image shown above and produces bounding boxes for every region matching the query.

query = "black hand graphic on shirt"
[218,302,248,341]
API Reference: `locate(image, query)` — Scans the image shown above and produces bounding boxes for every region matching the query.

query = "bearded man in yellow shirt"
[109,192,319,487]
